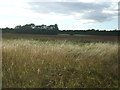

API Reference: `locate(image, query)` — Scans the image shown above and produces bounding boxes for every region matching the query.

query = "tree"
[54,24,59,30]
[15,25,22,29]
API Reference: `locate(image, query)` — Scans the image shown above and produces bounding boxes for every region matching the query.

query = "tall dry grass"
[2,39,119,88]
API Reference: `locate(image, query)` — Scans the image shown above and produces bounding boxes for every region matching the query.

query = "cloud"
[0,0,117,29]
[27,0,119,3]
[27,2,117,23]
[28,2,110,14]
[82,10,116,22]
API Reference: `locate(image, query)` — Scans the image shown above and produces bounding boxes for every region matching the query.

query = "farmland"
[2,33,119,88]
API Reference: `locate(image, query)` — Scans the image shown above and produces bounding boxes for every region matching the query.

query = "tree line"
[1,23,120,36]
[1,23,59,35]
[60,29,120,36]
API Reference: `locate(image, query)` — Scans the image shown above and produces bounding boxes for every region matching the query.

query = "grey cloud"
[27,2,116,23]
[82,11,115,22]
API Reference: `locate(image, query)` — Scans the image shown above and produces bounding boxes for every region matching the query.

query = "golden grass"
[2,39,119,88]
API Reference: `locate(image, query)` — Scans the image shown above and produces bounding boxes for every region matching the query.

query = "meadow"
[2,33,119,88]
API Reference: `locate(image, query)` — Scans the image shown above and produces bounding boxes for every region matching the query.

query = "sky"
[0,0,119,30]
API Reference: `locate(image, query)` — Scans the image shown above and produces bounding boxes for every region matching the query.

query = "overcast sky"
[0,0,118,30]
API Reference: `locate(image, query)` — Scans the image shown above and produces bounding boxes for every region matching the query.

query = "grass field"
[2,33,119,43]
[2,33,119,88]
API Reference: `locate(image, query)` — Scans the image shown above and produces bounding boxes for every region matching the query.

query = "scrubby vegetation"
[1,23,119,36]
[2,34,119,88]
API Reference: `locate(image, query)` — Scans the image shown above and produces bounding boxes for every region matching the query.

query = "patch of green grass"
[58,34,70,36]
[74,34,95,36]
[58,34,93,36]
